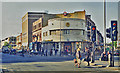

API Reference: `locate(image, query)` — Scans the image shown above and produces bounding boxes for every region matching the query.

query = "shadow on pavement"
[2,55,74,63]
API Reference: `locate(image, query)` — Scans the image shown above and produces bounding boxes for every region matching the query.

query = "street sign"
[111,21,117,41]
[91,26,96,42]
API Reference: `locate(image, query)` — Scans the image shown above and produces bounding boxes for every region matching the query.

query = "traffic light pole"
[111,41,114,67]
[91,42,95,63]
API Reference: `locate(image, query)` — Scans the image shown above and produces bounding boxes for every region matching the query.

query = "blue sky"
[1,1,119,43]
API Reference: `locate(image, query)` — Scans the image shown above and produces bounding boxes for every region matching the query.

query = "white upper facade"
[42,18,87,42]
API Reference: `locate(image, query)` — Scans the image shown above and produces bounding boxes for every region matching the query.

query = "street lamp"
[59,18,62,56]
[104,0,106,53]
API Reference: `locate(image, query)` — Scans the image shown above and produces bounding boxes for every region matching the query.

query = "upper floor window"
[38,23,41,27]
[33,25,36,30]
[46,32,48,36]
[50,30,56,35]
[43,32,46,37]
[64,30,70,34]
[83,30,85,35]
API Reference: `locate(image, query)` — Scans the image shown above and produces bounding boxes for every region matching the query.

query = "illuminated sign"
[63,12,68,16]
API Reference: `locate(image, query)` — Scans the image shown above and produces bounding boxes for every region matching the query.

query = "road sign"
[111,21,117,41]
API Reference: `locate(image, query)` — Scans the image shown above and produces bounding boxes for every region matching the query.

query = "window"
[50,30,56,35]
[34,25,36,30]
[46,32,48,36]
[67,30,70,34]
[40,33,41,38]
[64,30,70,34]
[83,30,85,35]
[43,32,46,37]
[38,23,41,27]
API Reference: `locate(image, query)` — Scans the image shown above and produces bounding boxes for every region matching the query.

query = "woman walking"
[76,48,81,68]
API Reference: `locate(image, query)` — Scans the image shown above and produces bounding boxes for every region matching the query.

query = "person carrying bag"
[76,48,81,68]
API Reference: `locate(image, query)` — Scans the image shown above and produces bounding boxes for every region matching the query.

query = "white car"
[30,50,38,55]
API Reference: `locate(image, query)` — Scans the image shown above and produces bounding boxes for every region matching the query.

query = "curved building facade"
[42,18,87,55]
[42,18,87,42]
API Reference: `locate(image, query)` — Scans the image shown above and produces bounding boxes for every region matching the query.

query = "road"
[1,53,120,72]
[2,60,119,72]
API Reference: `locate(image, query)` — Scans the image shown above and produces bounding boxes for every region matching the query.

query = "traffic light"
[111,21,117,41]
[106,28,111,38]
[91,26,96,42]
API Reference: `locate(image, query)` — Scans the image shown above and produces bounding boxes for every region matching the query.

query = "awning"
[17,42,21,44]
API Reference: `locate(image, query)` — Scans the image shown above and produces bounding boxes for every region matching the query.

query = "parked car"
[2,49,9,53]
[30,50,38,55]
[10,49,16,55]
[114,51,119,56]
[2,46,10,53]
[17,49,22,53]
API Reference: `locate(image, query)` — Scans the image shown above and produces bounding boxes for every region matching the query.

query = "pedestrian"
[50,49,52,56]
[87,49,91,66]
[52,47,55,56]
[53,49,55,56]
[22,48,24,57]
[45,49,48,56]
[65,49,68,56]
[74,49,77,67]
[61,51,64,56]
[55,49,58,56]
[74,49,77,56]
[41,49,44,56]
[76,48,81,68]
[102,52,107,61]
[28,49,32,57]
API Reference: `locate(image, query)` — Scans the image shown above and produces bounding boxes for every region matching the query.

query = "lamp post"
[60,18,62,56]
[104,0,106,53]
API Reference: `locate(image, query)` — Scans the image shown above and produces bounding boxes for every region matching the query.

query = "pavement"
[82,56,120,71]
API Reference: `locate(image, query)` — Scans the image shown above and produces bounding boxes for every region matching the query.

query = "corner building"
[42,18,87,55]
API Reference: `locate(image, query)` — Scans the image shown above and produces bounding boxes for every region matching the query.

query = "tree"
[8,45,12,49]
[109,41,117,48]
[3,42,9,46]
[113,41,117,48]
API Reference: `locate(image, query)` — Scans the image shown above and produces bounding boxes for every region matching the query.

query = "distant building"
[1,36,16,48]
[96,30,104,50]
[16,33,22,49]
[22,12,48,47]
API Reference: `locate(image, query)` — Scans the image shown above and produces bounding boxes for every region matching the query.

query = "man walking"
[87,49,91,66]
